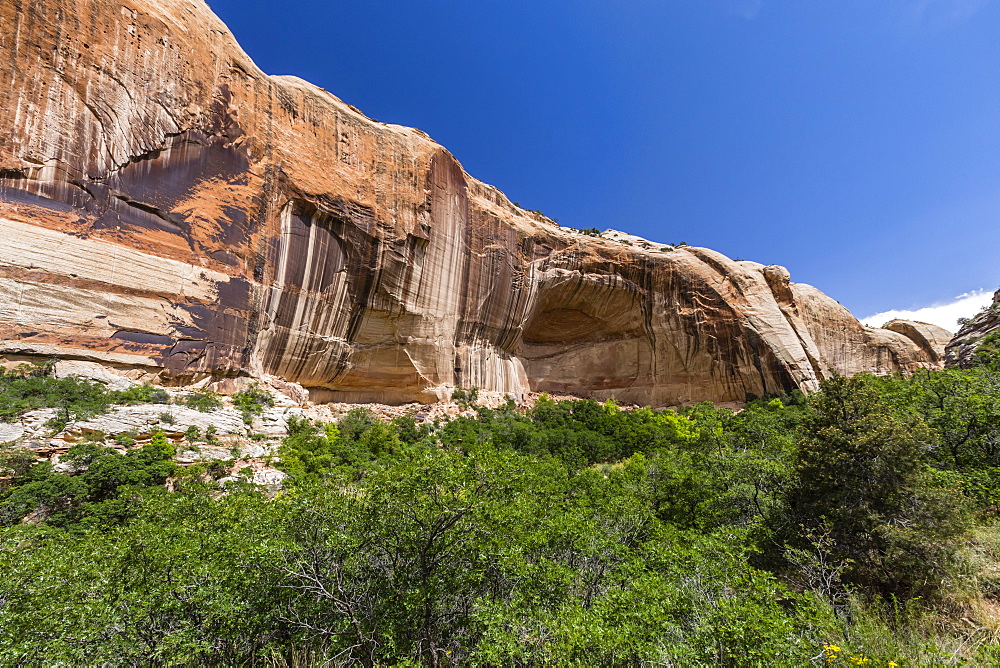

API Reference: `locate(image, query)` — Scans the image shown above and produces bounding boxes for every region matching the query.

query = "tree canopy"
[2,367,1000,664]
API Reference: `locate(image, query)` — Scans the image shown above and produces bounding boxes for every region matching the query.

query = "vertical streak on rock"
[0,0,951,404]
[405,151,469,396]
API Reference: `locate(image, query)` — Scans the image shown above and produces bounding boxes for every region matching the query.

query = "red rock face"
[0,0,946,404]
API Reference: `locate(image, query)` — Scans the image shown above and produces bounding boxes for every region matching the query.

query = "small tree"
[781,375,967,601]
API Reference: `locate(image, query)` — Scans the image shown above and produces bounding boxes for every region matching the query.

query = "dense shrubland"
[3,359,1000,664]
[0,362,170,431]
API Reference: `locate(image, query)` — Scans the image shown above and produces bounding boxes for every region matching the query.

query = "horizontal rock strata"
[0,0,946,405]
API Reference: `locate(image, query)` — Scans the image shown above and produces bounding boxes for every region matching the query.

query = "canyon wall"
[946,290,1000,367]
[0,0,948,405]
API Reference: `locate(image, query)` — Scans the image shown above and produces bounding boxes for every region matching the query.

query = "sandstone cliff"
[946,290,1000,367]
[0,0,945,405]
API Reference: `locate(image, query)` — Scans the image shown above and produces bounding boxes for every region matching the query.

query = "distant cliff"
[0,0,948,405]
[946,290,1000,367]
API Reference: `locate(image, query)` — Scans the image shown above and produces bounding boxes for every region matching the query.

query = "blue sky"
[206,0,1000,326]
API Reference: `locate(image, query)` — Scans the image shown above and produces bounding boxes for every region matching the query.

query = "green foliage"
[148,388,170,404]
[391,413,433,445]
[0,488,288,664]
[232,385,274,425]
[973,329,1000,368]
[0,436,175,529]
[274,415,339,483]
[0,364,167,432]
[276,413,412,484]
[776,375,969,601]
[0,460,86,527]
[0,447,36,485]
[182,389,222,412]
[112,383,167,405]
[911,367,1000,472]
[0,445,830,665]
[113,429,138,448]
[450,386,479,409]
[5,365,1000,663]
[335,407,377,443]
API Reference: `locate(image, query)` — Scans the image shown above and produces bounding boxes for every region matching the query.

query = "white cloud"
[861,290,995,333]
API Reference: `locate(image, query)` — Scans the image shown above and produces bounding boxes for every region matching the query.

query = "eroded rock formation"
[946,290,1000,367]
[882,320,952,366]
[0,0,947,405]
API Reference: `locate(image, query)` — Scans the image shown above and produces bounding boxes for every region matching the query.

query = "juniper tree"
[782,375,968,601]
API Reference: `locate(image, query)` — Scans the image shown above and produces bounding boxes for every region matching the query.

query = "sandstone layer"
[946,290,1000,367]
[881,320,952,366]
[0,0,946,405]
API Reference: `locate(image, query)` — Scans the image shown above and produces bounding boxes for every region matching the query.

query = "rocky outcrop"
[0,0,946,405]
[882,320,952,366]
[946,290,1000,367]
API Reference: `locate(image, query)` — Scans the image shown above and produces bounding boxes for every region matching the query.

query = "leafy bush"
[2,366,1000,663]
[113,430,138,448]
[773,375,969,601]
[336,407,378,443]
[232,386,275,425]
[0,365,168,432]
[182,390,222,412]
[451,386,479,409]
[148,388,170,404]
[0,436,175,529]
[277,414,410,484]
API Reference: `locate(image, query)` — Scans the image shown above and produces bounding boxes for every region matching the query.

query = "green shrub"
[776,375,969,601]
[451,387,479,409]
[0,437,175,529]
[232,386,275,425]
[182,390,222,412]
[148,388,170,404]
[336,408,377,443]
[0,366,172,432]
[2,365,1000,663]
[113,430,138,448]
